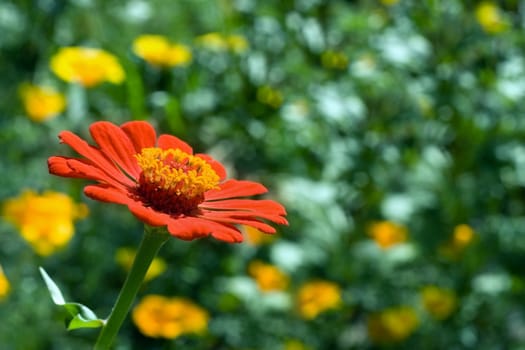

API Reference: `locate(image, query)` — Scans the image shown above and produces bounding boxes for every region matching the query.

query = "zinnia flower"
[248,260,289,292]
[50,47,125,87]
[47,121,287,243]
[367,306,419,344]
[132,294,208,339]
[2,190,88,256]
[19,83,66,122]
[297,280,342,320]
[133,35,192,67]
[367,220,407,249]
[421,285,457,320]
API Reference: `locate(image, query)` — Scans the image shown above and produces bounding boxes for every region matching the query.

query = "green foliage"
[1,0,525,349]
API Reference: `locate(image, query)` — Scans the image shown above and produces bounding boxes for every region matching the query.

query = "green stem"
[94,226,170,350]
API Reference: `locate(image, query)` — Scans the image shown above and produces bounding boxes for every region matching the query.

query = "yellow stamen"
[135,147,219,215]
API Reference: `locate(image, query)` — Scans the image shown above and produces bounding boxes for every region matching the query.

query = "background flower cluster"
[1,0,525,349]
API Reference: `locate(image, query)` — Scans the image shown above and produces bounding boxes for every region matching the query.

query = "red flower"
[48,121,287,242]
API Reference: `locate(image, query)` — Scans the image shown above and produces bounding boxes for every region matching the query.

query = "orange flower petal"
[157,134,193,154]
[121,121,157,153]
[89,122,141,178]
[205,180,268,200]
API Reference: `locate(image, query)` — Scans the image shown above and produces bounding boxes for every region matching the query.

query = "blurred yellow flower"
[321,50,349,70]
[2,190,88,256]
[248,260,289,292]
[196,32,249,53]
[381,0,400,5]
[132,294,209,339]
[367,306,419,344]
[367,221,407,249]
[243,225,275,246]
[133,35,192,67]
[50,47,125,87]
[226,34,249,53]
[0,266,10,301]
[196,32,229,51]
[297,280,342,320]
[284,339,310,350]
[475,2,508,34]
[453,224,475,247]
[19,84,65,122]
[421,285,457,320]
[115,247,167,282]
[257,85,283,108]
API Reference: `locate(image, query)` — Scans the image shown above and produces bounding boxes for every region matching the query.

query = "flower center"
[135,147,219,216]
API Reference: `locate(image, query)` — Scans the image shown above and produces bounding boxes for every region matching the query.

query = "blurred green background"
[2,0,525,349]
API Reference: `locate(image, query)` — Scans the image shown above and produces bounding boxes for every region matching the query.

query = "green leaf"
[39,267,105,330]
[39,267,66,305]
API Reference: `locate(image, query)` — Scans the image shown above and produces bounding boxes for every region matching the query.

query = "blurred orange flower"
[248,260,289,292]
[0,266,10,301]
[115,247,167,282]
[19,84,65,122]
[133,35,192,67]
[421,285,457,320]
[132,295,208,339]
[243,225,276,246]
[297,280,342,320]
[439,224,476,258]
[367,221,407,249]
[367,306,419,344]
[2,190,88,256]
[475,2,508,34]
[50,47,125,87]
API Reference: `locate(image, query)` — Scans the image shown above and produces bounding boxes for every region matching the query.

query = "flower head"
[132,294,208,339]
[0,266,10,301]
[115,247,167,282]
[475,2,508,34]
[248,260,289,292]
[297,280,342,320]
[367,306,419,344]
[2,190,88,256]
[367,220,407,249]
[133,35,192,67]
[50,47,125,87]
[420,285,457,320]
[19,84,66,122]
[47,121,287,243]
